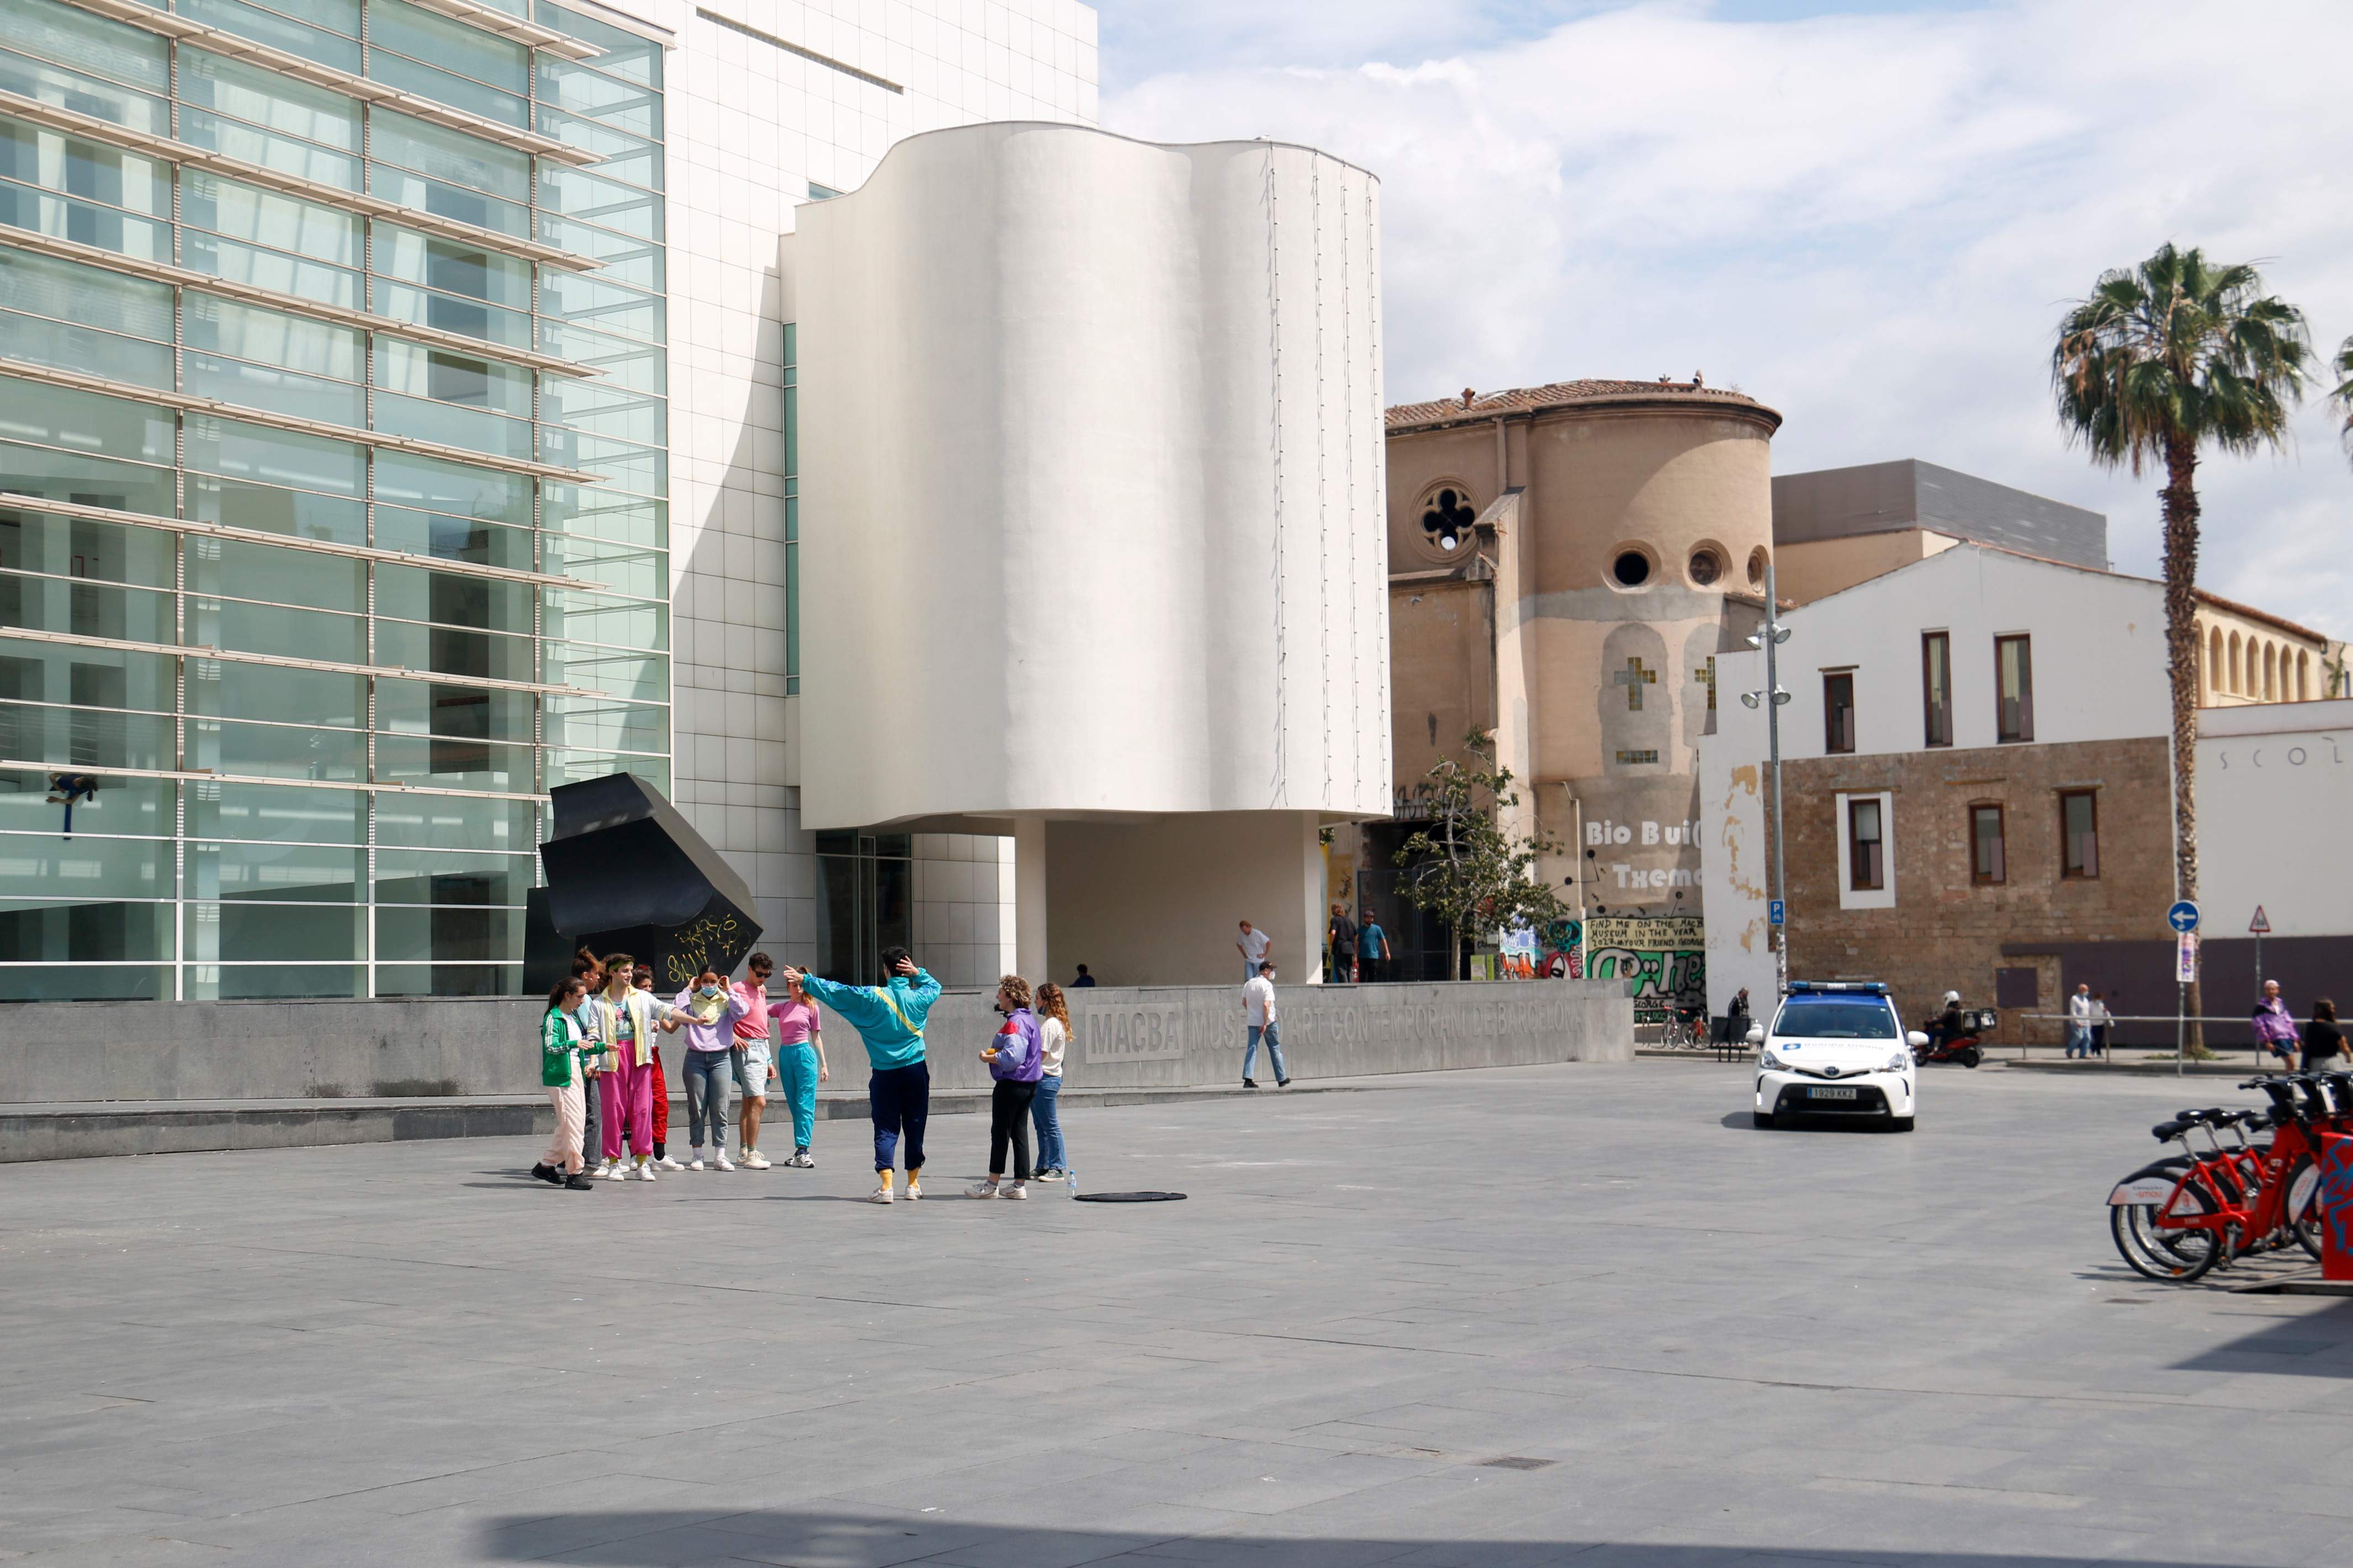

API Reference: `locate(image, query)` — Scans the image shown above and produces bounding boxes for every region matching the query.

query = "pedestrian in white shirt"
[1235,919,1273,984]
[1242,961,1289,1088]
[2065,982,2095,1059]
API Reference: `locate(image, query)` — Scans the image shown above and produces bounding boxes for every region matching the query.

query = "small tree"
[1393,729,1570,980]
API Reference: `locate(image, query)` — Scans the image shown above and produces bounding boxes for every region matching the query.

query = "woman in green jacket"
[533,976,597,1190]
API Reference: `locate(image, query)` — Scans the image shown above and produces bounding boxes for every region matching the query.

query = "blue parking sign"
[1769,899,1786,927]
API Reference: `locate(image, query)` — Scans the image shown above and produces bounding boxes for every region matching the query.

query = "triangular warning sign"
[2249,905,2272,934]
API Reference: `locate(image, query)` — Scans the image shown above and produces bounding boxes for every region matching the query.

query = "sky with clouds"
[1089,0,2353,636]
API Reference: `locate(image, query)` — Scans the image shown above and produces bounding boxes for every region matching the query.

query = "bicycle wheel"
[2285,1154,2323,1260]
[2110,1166,2225,1283]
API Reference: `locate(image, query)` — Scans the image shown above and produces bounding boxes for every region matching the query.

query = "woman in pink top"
[740,953,827,1168]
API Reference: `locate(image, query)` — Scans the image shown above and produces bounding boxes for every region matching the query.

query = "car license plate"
[1808,1086,1858,1099]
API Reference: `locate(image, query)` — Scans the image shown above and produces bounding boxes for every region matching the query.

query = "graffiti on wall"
[1581,915,1705,1024]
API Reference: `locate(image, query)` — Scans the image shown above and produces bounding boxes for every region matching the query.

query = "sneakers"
[966,1179,1001,1199]
[1243,1078,1259,1088]
[531,1162,559,1186]
[868,1184,895,1204]
[563,1173,596,1190]
[687,1156,706,1171]
[740,1150,771,1170]
[603,1161,628,1182]
[904,1175,923,1201]
[634,1159,658,1182]
[1032,1168,1065,1183]
[785,1149,814,1168]
[1003,1181,1029,1200]
[656,1154,685,1171]
[1277,1078,1292,1088]
[593,1158,616,1179]
[714,1152,735,1172]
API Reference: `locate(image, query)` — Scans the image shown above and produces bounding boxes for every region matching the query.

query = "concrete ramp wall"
[0,981,1631,1106]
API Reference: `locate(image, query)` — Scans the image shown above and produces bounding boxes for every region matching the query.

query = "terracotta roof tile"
[1386,379,1782,432]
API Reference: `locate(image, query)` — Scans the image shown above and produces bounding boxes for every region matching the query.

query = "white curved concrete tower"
[795,123,1389,984]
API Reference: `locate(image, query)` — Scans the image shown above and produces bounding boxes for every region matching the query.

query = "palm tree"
[2052,243,2311,1053]
[2333,334,2353,459]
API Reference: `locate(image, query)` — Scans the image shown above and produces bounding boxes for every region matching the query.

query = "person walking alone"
[780,948,939,1204]
[968,976,1043,1199]
[674,968,751,1171]
[2253,980,2301,1072]
[532,976,597,1190]
[2065,983,2095,1059]
[1031,981,1072,1182]
[757,959,828,1168]
[1243,960,1289,1088]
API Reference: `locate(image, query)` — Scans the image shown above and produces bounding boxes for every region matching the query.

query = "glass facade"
[0,0,667,1000]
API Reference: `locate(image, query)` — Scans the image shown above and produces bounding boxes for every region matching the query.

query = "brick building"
[1774,736,2172,1039]
[1700,544,2181,1037]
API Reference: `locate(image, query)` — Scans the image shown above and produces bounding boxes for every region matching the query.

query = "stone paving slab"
[4,1059,2353,1566]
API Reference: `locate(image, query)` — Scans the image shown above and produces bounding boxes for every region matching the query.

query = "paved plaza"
[4,1059,2351,1567]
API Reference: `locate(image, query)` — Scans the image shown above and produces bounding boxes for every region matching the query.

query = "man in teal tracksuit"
[781,946,940,1204]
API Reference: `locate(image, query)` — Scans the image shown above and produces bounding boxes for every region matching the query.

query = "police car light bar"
[1785,981,1889,995]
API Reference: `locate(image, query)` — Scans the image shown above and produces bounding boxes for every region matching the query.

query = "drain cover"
[1070,1191,1188,1203]
[1478,1457,1556,1470]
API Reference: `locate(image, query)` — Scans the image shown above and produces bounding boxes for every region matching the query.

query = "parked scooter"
[1914,1005,1998,1069]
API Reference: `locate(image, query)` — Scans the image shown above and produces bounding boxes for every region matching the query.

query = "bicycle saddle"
[2151,1119,2189,1140]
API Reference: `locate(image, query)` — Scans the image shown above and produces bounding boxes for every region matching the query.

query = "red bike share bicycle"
[2106,1071,2353,1283]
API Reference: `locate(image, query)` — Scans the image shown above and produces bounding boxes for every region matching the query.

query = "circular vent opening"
[1612,550,1652,588]
[1420,487,1476,553]
[1688,549,1722,587]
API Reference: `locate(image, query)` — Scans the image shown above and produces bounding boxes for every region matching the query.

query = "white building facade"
[794,125,1390,985]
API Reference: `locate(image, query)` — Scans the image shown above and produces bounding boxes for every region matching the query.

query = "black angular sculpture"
[527,773,762,993]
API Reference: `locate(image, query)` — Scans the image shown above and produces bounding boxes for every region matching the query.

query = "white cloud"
[1102,0,2353,635]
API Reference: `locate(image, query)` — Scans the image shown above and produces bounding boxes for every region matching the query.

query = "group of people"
[531,945,1074,1204]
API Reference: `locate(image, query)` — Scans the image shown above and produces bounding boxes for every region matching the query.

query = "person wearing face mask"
[531,976,598,1190]
[673,967,752,1171]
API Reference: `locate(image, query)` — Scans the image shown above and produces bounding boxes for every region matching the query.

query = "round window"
[1688,548,1722,587]
[1612,550,1652,588]
[1747,547,1769,588]
[1416,485,1477,555]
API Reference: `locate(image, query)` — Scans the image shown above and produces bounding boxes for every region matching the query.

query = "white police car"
[1748,982,1927,1132]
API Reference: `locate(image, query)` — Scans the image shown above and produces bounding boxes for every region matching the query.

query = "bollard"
[2320,1131,2353,1282]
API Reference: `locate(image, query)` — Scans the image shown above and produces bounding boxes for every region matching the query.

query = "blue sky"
[1091,0,2353,636]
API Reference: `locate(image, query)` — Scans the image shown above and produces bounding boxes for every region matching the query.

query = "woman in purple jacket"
[967,975,1044,1200]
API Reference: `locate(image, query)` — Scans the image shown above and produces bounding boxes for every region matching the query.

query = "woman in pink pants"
[585,952,684,1182]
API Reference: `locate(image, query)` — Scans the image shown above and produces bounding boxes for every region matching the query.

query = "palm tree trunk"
[2161,433,2207,1055]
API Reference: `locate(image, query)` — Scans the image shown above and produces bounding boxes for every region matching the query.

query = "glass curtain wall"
[810,832,910,986]
[0,0,669,1000]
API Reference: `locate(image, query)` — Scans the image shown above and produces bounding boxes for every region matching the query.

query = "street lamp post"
[1741,559,1793,996]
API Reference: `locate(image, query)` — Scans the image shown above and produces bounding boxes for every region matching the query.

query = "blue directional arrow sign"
[2166,900,2200,934]
[1769,899,1786,927]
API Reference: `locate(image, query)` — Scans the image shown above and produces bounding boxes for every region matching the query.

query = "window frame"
[1921,630,1952,747]
[2059,789,2099,880]
[1995,634,2034,743]
[1969,801,2005,886]
[1822,669,1856,755]
[1847,796,1885,892]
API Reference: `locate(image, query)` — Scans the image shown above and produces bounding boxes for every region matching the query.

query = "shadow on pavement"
[480,1508,2245,1567]
[2172,1297,2353,1376]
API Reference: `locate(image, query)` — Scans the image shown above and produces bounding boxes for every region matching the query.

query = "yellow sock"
[878,1170,893,1190]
